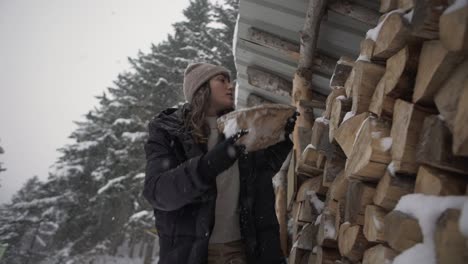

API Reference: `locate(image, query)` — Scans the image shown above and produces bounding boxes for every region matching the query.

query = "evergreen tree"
[0,142,5,188]
[0,1,239,263]
[0,144,5,174]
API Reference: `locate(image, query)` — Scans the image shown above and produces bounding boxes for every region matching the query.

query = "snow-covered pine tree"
[0,1,239,263]
[0,176,71,264]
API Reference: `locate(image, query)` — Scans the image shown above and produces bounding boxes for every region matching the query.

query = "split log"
[298,199,315,223]
[344,66,355,97]
[322,88,346,119]
[338,223,372,262]
[297,144,324,177]
[316,153,326,169]
[300,144,321,169]
[362,244,398,264]
[297,176,328,203]
[439,0,468,52]
[380,0,398,12]
[368,83,396,120]
[291,201,302,241]
[373,12,412,60]
[296,223,319,250]
[358,38,376,61]
[311,118,327,150]
[334,112,369,157]
[335,201,346,233]
[325,197,339,216]
[345,116,392,182]
[296,128,322,177]
[434,59,468,132]
[247,66,292,98]
[369,46,414,118]
[311,118,333,155]
[413,40,465,106]
[329,96,352,143]
[351,61,386,114]
[384,210,423,252]
[326,199,341,235]
[399,0,415,10]
[391,99,432,174]
[415,165,468,195]
[287,151,297,210]
[330,57,354,89]
[329,170,348,202]
[382,46,413,98]
[274,152,291,257]
[316,246,341,264]
[345,181,376,225]
[328,0,380,26]
[373,169,415,211]
[317,211,338,248]
[435,209,468,264]
[412,0,450,39]
[453,78,468,156]
[218,104,297,152]
[323,155,346,187]
[363,205,387,243]
[289,247,309,264]
[417,115,468,174]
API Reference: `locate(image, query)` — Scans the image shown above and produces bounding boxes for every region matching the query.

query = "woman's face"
[208,74,234,114]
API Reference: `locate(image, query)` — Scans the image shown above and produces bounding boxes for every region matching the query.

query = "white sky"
[0,0,193,203]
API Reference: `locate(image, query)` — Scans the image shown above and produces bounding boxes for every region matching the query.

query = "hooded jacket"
[143,104,292,264]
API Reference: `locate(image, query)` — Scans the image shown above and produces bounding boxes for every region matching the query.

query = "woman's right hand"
[198,130,249,178]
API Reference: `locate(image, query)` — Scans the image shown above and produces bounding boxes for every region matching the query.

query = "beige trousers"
[207,240,248,264]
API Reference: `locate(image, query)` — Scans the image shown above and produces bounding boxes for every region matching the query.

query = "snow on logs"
[345,116,392,182]
[371,11,412,60]
[286,0,468,263]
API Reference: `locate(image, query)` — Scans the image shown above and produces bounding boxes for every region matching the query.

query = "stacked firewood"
[287,0,468,263]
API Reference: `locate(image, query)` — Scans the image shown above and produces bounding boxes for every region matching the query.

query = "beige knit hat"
[183,62,230,103]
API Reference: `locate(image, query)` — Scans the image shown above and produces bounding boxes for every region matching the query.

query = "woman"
[143,62,296,264]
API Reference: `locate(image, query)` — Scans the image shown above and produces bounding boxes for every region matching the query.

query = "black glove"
[284,111,300,136]
[198,130,248,178]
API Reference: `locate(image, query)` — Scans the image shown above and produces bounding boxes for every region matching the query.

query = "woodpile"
[283,0,468,263]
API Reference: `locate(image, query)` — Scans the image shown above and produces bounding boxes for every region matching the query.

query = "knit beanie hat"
[183,62,230,103]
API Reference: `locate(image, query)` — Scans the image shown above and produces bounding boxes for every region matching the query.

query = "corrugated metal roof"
[234,0,380,108]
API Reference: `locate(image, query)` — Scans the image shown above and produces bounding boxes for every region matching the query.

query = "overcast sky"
[0,0,194,203]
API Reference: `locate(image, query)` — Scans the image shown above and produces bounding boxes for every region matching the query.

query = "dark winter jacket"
[143,104,292,264]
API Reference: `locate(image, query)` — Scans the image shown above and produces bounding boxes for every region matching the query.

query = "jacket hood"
[151,103,207,156]
[152,103,191,135]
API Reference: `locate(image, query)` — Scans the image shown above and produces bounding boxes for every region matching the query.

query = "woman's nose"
[229,81,236,90]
